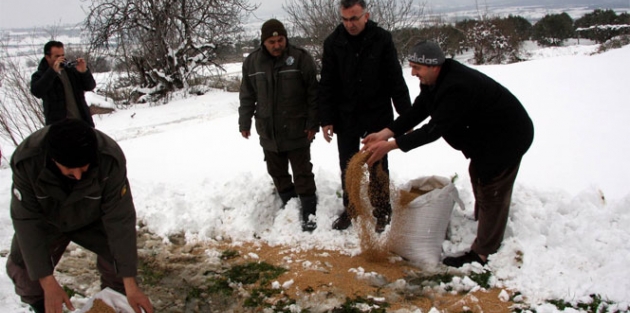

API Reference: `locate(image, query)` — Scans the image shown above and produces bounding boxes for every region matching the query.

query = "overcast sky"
[0,0,87,29]
[0,0,287,29]
[1,0,626,29]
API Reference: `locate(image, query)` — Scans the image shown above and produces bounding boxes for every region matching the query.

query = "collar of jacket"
[261,44,294,69]
[37,57,50,71]
[37,162,101,202]
[429,59,453,91]
[334,20,378,45]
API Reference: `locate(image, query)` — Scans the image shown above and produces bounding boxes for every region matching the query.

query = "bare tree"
[0,42,45,146]
[369,0,426,61]
[283,0,339,64]
[85,0,256,101]
[283,0,426,66]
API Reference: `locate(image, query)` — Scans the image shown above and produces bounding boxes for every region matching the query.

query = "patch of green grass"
[243,286,282,307]
[331,296,390,313]
[226,262,288,286]
[220,249,240,260]
[548,294,618,313]
[407,272,455,286]
[186,286,204,300]
[137,260,166,285]
[242,286,306,312]
[63,285,85,298]
[206,276,233,296]
[468,270,492,289]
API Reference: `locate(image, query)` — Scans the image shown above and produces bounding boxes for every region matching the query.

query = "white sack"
[77,287,136,313]
[388,175,464,267]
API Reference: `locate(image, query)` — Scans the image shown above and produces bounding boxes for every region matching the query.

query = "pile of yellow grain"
[85,298,116,313]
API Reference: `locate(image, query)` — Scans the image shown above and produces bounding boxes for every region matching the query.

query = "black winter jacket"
[391,59,534,182]
[318,21,411,134]
[31,58,96,126]
[239,44,319,152]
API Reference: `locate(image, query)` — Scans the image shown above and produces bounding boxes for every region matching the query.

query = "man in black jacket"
[319,0,411,233]
[31,41,96,127]
[362,41,534,267]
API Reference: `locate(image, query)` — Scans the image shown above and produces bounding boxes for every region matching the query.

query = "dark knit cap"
[261,19,287,43]
[408,41,445,66]
[45,119,98,168]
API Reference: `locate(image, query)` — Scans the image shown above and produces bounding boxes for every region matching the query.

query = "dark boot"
[29,300,45,313]
[332,210,352,231]
[278,187,297,208]
[443,251,487,268]
[299,195,317,232]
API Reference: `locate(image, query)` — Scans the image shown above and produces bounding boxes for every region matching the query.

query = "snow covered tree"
[532,13,574,47]
[85,0,255,100]
[466,20,517,65]
[575,9,630,44]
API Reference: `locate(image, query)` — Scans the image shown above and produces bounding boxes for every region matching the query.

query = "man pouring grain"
[362,41,534,268]
[5,119,153,313]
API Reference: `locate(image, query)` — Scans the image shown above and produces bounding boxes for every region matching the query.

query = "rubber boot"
[299,195,317,232]
[278,187,297,208]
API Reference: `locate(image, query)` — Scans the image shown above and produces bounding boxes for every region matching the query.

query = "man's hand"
[75,58,88,73]
[322,125,334,143]
[241,130,250,139]
[361,128,394,146]
[39,275,75,313]
[123,277,154,313]
[362,140,398,167]
[305,129,317,141]
[52,58,64,73]
[361,128,397,167]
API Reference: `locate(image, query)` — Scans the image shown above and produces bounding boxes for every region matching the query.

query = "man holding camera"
[31,41,96,127]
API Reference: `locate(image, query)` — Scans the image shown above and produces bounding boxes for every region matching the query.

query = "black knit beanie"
[261,19,287,43]
[408,41,445,66]
[45,119,98,168]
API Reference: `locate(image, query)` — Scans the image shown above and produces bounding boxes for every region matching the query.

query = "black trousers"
[469,160,522,256]
[6,221,125,305]
[336,130,391,219]
[263,146,316,196]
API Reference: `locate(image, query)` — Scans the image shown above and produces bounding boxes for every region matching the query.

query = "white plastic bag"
[388,176,464,267]
[77,287,136,313]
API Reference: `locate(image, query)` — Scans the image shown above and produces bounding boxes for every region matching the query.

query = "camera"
[61,60,78,68]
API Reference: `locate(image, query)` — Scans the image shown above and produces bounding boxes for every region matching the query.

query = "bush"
[532,12,574,47]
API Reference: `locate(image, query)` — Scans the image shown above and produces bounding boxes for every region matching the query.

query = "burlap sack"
[388,175,464,267]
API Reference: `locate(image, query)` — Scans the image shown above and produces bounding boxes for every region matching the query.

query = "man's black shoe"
[332,211,352,230]
[442,251,487,267]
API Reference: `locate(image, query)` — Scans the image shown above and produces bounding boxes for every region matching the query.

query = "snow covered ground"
[0,43,629,311]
